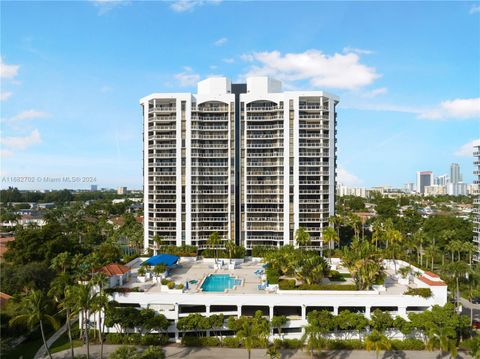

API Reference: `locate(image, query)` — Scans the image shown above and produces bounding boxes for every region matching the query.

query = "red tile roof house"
[97,263,131,288]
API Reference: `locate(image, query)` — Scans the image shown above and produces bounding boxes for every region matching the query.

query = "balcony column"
[365,307,371,319]
[174,303,180,342]
[237,305,242,318]
[333,306,339,315]
[301,305,307,321]
[398,307,407,319]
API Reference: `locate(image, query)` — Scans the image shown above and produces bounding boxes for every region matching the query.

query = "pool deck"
[127,259,269,294]
[122,258,415,296]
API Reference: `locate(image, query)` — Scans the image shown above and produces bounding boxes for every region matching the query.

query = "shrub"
[390,338,425,350]
[177,283,184,289]
[266,267,280,284]
[161,278,169,285]
[141,334,169,346]
[157,245,197,257]
[124,333,142,344]
[223,337,241,348]
[167,281,175,289]
[108,345,138,359]
[328,270,346,282]
[122,253,140,264]
[278,279,296,290]
[273,338,303,349]
[181,336,221,347]
[325,339,364,350]
[252,246,277,258]
[140,346,165,359]
[106,333,124,344]
[404,288,432,298]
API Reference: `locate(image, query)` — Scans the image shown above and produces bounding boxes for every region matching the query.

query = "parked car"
[472,320,480,330]
[471,297,480,304]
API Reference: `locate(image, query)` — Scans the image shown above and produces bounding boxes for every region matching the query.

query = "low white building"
[87,258,447,341]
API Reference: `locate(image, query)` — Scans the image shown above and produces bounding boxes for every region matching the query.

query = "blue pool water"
[201,274,241,292]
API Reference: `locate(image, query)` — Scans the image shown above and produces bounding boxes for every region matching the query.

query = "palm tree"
[463,241,477,266]
[48,273,75,359]
[9,290,60,359]
[322,226,339,262]
[207,231,221,262]
[271,315,287,339]
[426,326,457,358]
[365,330,391,359]
[225,239,237,260]
[266,345,280,359]
[301,321,321,359]
[386,228,403,273]
[72,283,98,359]
[413,230,426,267]
[295,227,310,248]
[443,261,470,310]
[468,264,480,325]
[90,273,109,359]
[236,320,258,359]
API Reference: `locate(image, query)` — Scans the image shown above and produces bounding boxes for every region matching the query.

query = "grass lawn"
[50,331,82,354]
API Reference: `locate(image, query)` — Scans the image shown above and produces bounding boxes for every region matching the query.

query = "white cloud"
[213,37,228,46]
[169,0,221,13]
[0,91,12,101]
[343,47,374,55]
[360,87,387,98]
[174,67,201,87]
[0,58,20,78]
[337,166,362,186]
[454,139,480,157]
[470,4,480,14]
[419,98,480,120]
[6,109,49,123]
[0,129,41,151]
[0,149,14,158]
[222,58,235,64]
[90,0,130,15]
[241,49,380,90]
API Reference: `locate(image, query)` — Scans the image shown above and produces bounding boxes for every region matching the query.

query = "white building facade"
[474,145,480,263]
[141,77,338,251]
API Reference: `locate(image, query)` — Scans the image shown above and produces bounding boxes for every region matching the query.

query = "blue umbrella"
[185,281,189,290]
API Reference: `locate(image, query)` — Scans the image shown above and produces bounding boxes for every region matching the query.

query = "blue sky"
[1,0,479,190]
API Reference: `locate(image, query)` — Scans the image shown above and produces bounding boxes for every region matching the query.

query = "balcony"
[299,114,329,120]
[149,106,176,113]
[194,106,229,112]
[247,105,283,112]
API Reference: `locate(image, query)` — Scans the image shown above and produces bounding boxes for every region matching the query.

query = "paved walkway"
[50,344,473,359]
[35,317,78,359]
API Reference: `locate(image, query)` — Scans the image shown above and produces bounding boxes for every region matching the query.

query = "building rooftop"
[119,257,432,297]
[98,263,130,277]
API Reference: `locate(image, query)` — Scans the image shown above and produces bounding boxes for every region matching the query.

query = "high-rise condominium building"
[474,145,480,263]
[416,171,433,194]
[450,163,462,184]
[141,77,338,251]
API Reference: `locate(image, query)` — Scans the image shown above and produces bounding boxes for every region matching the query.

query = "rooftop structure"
[141,76,339,251]
[86,256,447,341]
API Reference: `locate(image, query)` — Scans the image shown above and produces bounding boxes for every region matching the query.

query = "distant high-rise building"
[450,163,462,184]
[404,183,415,193]
[117,187,127,195]
[416,171,433,194]
[91,185,98,192]
[474,146,480,263]
[434,174,449,186]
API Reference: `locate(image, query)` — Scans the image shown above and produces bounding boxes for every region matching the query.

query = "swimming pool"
[201,274,241,292]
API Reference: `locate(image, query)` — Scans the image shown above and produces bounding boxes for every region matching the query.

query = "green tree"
[365,330,391,359]
[71,283,98,359]
[9,290,60,359]
[295,227,311,248]
[207,232,222,262]
[271,315,287,339]
[322,226,339,262]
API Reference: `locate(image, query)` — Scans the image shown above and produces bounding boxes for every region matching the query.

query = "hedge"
[105,333,169,346]
[324,339,364,350]
[390,338,425,350]
[266,268,280,284]
[404,288,432,298]
[279,279,356,291]
[157,245,198,257]
[273,338,303,349]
